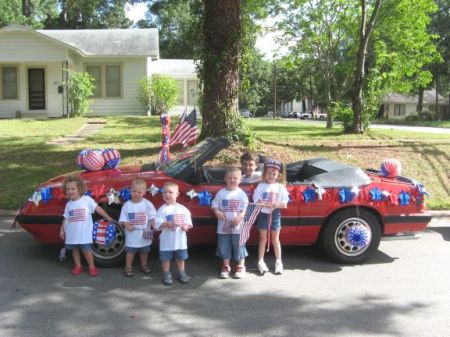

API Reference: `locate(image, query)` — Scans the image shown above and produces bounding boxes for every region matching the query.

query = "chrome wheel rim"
[334,217,372,257]
[92,223,125,261]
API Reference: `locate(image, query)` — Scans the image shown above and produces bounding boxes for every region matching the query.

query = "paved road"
[1,214,449,337]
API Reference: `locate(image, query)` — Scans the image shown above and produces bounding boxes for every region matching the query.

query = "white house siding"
[384,103,417,120]
[82,57,147,116]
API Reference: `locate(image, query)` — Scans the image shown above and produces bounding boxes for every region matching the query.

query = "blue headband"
[264,159,282,172]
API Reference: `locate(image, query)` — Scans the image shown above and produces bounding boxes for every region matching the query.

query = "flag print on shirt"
[263,192,279,203]
[128,212,147,227]
[166,214,185,227]
[221,199,241,212]
[68,209,86,222]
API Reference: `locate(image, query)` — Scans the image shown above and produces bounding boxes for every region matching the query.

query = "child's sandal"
[140,265,152,274]
[123,268,134,277]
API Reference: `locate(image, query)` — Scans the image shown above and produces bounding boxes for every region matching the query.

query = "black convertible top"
[286,158,371,187]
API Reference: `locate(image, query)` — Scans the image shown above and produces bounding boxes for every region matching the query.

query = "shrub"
[330,102,353,132]
[67,70,94,117]
[137,75,178,115]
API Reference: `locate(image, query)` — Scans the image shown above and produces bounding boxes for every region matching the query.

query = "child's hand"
[180,223,191,232]
[214,210,226,221]
[231,215,243,226]
[125,223,135,232]
[59,229,65,240]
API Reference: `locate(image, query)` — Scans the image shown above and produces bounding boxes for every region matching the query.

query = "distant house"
[0,24,200,118]
[381,90,449,120]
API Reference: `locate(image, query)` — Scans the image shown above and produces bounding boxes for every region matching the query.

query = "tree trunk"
[200,0,241,139]
[22,0,31,17]
[417,87,424,113]
[351,0,382,133]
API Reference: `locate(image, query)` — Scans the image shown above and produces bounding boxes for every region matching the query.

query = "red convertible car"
[16,137,431,266]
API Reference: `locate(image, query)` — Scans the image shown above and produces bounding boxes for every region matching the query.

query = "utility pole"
[273,63,277,119]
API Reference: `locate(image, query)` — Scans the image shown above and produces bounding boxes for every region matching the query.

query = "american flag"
[68,209,86,222]
[166,214,185,226]
[170,109,198,148]
[239,203,264,246]
[128,212,147,228]
[221,199,241,212]
[263,191,279,203]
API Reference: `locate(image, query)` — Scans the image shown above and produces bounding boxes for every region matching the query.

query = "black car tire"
[320,208,381,264]
[92,205,126,267]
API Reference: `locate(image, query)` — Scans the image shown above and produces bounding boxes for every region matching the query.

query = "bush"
[67,70,94,117]
[137,75,178,115]
[330,102,353,132]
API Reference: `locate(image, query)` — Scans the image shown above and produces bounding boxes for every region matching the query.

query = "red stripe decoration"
[84,150,105,171]
[239,203,264,246]
[170,109,198,148]
[68,209,86,222]
[222,219,234,234]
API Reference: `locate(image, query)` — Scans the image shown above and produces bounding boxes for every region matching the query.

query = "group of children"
[60,152,288,284]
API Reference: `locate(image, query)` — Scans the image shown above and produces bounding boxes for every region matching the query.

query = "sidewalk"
[47,119,106,145]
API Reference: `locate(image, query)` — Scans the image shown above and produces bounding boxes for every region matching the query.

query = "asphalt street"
[0,213,449,337]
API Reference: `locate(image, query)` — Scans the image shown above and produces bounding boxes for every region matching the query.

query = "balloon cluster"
[77,148,121,171]
[92,219,116,246]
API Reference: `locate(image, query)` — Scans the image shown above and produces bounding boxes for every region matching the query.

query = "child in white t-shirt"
[155,182,193,286]
[119,178,156,277]
[212,167,248,279]
[60,175,115,277]
[253,159,289,275]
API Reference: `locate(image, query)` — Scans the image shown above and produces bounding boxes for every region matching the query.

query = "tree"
[0,0,57,28]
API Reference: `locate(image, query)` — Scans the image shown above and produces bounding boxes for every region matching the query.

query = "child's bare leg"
[258,229,268,261]
[125,252,135,270]
[82,250,95,269]
[176,259,185,272]
[222,258,230,267]
[271,230,282,260]
[72,248,82,266]
[238,258,245,267]
[139,252,149,268]
[161,260,170,273]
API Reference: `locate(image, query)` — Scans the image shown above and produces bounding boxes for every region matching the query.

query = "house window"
[1,66,18,99]
[187,80,199,106]
[394,104,405,116]
[86,65,102,97]
[86,64,121,98]
[176,80,184,105]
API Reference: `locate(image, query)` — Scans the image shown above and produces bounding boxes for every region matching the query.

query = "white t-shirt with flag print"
[63,195,97,245]
[211,187,249,234]
[119,199,156,248]
[155,203,192,251]
[253,182,289,214]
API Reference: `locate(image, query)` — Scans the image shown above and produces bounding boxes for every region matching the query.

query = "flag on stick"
[170,108,198,148]
[239,203,264,246]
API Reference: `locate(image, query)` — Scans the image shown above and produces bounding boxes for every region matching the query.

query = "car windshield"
[161,140,211,177]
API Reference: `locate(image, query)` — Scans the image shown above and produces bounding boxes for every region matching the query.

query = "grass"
[372,118,450,128]
[0,116,449,210]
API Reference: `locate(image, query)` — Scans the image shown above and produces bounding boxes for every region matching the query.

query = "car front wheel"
[320,208,381,264]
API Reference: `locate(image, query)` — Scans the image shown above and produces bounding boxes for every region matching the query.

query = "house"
[381,90,449,120]
[0,24,200,118]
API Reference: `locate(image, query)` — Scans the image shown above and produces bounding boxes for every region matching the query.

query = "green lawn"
[372,118,450,128]
[0,116,449,210]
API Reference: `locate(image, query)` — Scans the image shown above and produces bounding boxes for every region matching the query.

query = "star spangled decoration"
[186,189,198,200]
[40,187,53,204]
[197,190,212,206]
[382,190,391,200]
[120,188,131,202]
[398,191,410,206]
[302,187,316,203]
[106,188,120,205]
[29,191,42,207]
[339,187,354,203]
[147,184,160,197]
[347,225,369,247]
[369,187,383,201]
[350,185,360,198]
[84,191,92,197]
[412,179,430,197]
[315,185,326,201]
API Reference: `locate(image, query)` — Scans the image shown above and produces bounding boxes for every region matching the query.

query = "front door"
[28,68,45,110]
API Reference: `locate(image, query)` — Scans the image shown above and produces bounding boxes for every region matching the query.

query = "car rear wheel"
[320,208,381,264]
[92,206,126,267]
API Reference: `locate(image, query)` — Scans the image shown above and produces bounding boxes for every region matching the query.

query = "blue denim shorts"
[65,243,92,251]
[159,249,189,261]
[216,233,248,261]
[256,209,281,231]
[126,245,151,253]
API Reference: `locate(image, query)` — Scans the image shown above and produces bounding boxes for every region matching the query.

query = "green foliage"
[138,75,178,115]
[330,102,353,133]
[227,117,256,148]
[0,0,57,28]
[67,70,94,117]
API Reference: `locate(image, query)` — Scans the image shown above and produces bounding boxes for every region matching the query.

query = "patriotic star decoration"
[106,188,120,205]
[382,190,391,200]
[398,191,410,206]
[350,185,360,198]
[197,190,213,206]
[412,179,430,197]
[369,187,383,201]
[339,187,354,203]
[29,191,42,207]
[148,184,160,197]
[186,189,198,200]
[315,185,326,201]
[120,188,131,202]
[40,187,53,204]
[302,187,316,203]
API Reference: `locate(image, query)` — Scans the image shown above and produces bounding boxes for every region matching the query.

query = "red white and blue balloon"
[84,150,106,171]
[381,158,402,178]
[77,150,89,170]
[102,148,121,169]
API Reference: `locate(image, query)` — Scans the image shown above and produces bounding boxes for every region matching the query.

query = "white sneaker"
[219,265,231,279]
[258,261,269,275]
[234,265,246,279]
[275,260,284,274]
